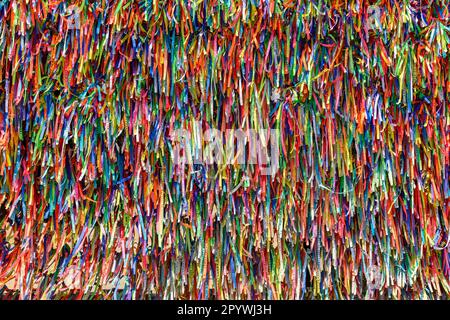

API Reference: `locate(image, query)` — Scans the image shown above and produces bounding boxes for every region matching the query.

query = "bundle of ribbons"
[0,0,449,299]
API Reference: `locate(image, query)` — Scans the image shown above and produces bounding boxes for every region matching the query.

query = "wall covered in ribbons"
[0,0,449,299]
